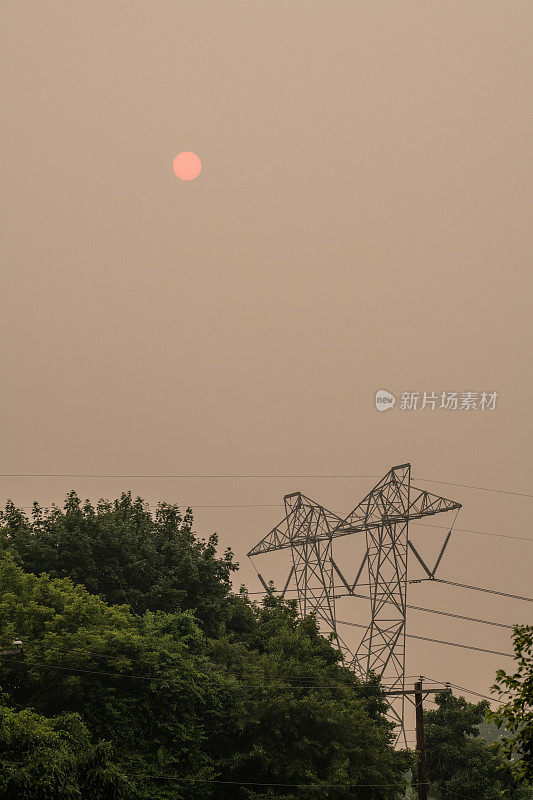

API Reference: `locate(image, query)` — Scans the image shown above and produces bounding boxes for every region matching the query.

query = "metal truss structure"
[248,464,461,744]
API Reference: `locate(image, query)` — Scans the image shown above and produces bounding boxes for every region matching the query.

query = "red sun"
[173,151,202,181]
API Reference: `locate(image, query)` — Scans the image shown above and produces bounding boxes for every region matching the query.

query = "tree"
[0,493,238,635]
[0,703,131,799]
[489,624,533,789]
[424,691,532,799]
[207,595,412,799]
[0,553,226,799]
[0,554,411,799]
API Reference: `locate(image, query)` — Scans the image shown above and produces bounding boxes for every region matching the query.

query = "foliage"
[489,625,533,789]
[207,595,412,799]
[424,691,532,799]
[0,492,237,635]
[0,553,218,799]
[0,702,131,799]
[0,549,411,800]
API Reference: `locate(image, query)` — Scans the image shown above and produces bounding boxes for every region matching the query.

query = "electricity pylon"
[249,492,352,657]
[248,464,461,744]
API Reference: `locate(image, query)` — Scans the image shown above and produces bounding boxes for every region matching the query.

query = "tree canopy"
[0,704,131,800]
[489,624,533,789]
[0,492,237,636]
[424,690,532,800]
[0,495,412,799]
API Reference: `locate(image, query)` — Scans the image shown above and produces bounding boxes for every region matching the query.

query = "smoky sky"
[2,1,532,742]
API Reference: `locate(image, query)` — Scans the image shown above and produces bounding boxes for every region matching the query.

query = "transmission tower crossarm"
[247,492,343,556]
[320,472,461,542]
[247,519,294,556]
[407,487,462,518]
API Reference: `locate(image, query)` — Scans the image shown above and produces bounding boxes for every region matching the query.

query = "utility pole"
[415,678,428,800]
[383,679,448,799]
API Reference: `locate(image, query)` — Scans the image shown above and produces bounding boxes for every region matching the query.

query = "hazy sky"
[1,1,532,742]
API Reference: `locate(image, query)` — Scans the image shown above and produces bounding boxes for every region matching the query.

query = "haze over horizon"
[2,2,532,745]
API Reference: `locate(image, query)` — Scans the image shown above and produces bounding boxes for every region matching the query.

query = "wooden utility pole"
[383,678,449,800]
[414,679,428,800]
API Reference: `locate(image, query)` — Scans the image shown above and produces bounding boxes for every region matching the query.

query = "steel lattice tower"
[248,464,461,744]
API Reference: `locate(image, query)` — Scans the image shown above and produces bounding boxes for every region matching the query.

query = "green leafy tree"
[0,554,411,800]
[207,595,412,799]
[0,493,237,635]
[424,691,531,799]
[0,703,130,799]
[0,554,224,799]
[489,625,533,789]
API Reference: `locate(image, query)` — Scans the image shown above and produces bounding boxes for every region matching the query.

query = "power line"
[433,578,533,603]
[0,653,454,692]
[335,620,514,658]
[1,648,498,704]
[0,472,531,498]
[249,579,432,593]
[47,647,422,685]
[0,473,381,480]
[0,759,475,795]
[248,587,515,629]
[423,677,497,704]
[0,652,418,687]
[413,477,533,500]
[407,605,513,630]
[411,521,533,544]
[0,766,416,790]
[0,656,185,685]
[0,648,496,695]
[126,775,409,788]
[437,785,477,800]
